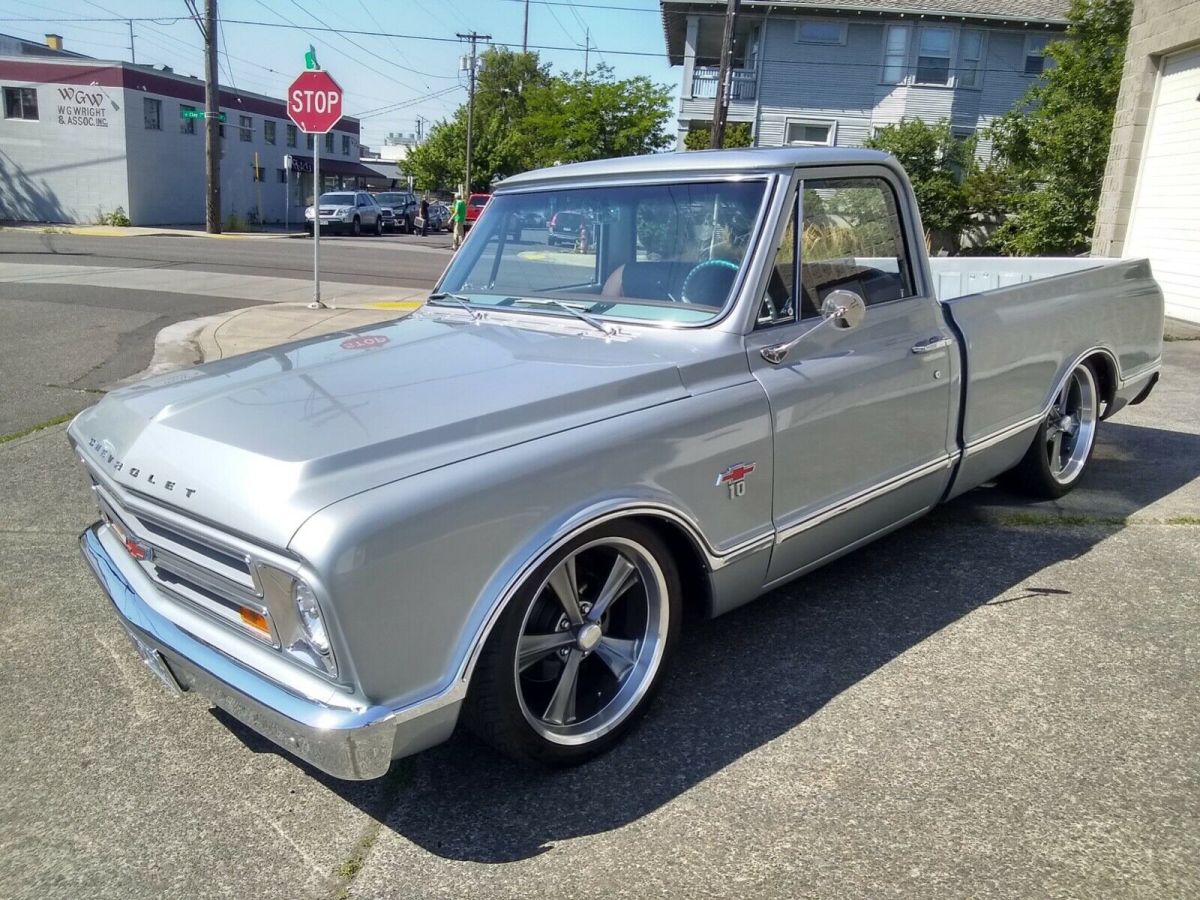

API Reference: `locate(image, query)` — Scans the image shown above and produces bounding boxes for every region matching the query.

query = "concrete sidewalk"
[0,223,299,240]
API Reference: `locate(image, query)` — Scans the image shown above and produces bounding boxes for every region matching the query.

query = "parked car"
[372,191,418,234]
[74,148,1163,780]
[304,191,383,236]
[426,202,450,232]
[465,192,490,230]
[547,209,591,247]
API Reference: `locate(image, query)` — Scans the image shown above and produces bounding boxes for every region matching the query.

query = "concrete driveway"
[1,343,1197,900]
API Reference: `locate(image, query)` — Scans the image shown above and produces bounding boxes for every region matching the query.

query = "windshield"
[319,193,355,206]
[375,193,405,204]
[437,180,766,325]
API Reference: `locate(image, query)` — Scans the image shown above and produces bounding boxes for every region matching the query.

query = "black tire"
[1001,360,1101,499]
[464,520,681,767]
[351,216,361,237]
[374,217,383,236]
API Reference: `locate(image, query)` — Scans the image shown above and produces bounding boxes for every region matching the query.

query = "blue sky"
[0,0,680,149]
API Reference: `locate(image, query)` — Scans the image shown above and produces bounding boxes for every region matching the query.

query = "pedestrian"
[419,196,430,238]
[451,192,467,249]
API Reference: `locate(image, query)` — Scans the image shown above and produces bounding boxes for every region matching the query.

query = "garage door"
[1125,45,1200,324]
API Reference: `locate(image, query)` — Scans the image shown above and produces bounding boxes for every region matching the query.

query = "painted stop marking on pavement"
[287,70,344,134]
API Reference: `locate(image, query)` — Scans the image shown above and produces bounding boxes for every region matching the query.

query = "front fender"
[288,383,773,710]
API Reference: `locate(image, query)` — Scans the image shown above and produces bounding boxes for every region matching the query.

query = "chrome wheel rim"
[514,537,668,745]
[1046,364,1098,485]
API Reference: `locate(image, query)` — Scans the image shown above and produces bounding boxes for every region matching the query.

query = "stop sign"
[287,70,344,134]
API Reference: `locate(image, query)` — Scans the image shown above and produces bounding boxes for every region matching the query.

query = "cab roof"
[496,147,896,191]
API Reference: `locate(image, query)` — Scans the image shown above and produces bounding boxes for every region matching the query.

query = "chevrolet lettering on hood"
[86,436,197,498]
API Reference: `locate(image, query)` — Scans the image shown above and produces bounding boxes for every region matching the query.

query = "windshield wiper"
[514,298,614,336]
[428,291,481,320]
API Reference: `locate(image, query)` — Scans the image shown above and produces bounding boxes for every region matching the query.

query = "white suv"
[304,191,383,236]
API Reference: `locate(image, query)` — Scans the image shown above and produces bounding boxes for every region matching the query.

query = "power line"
[0,14,1065,73]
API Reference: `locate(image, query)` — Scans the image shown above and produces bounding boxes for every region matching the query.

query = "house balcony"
[690,66,757,101]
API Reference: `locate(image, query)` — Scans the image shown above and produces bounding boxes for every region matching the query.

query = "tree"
[520,64,673,165]
[683,121,752,150]
[404,48,549,192]
[986,0,1132,254]
[864,119,978,239]
[404,54,673,191]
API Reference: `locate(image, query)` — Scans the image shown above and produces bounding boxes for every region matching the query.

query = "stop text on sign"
[291,89,339,116]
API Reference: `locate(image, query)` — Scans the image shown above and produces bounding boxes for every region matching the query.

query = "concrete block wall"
[1092,0,1200,255]
[0,79,131,223]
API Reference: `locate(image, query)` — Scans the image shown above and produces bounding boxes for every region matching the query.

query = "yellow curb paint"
[366,301,424,310]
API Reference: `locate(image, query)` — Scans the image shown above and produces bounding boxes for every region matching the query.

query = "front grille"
[86,471,275,645]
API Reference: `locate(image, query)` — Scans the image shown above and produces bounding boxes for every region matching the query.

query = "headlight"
[293,580,330,655]
[304,208,314,219]
[339,207,354,220]
[256,566,337,676]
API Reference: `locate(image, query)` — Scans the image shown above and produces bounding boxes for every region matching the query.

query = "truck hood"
[70,313,690,549]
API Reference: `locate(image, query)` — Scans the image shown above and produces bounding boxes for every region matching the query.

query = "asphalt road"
[0,334,1196,898]
[0,230,452,436]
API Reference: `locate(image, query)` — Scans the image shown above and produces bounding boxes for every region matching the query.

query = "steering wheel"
[680,258,740,306]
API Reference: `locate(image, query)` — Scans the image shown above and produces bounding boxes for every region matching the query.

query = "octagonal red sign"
[287,70,344,134]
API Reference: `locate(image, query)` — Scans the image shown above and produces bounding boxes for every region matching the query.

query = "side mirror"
[761,290,867,366]
[821,289,866,330]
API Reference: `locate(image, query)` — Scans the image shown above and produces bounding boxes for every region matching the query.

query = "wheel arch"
[1046,346,1120,421]
[459,502,719,690]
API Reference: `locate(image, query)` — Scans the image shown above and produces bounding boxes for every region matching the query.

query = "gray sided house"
[662,0,1069,157]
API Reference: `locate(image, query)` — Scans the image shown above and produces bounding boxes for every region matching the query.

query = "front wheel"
[465,521,681,766]
[1002,360,1101,498]
[351,216,361,237]
[373,217,382,236]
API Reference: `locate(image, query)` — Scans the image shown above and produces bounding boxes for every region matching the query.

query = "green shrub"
[96,206,131,227]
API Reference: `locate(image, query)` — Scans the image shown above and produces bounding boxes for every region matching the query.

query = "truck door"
[745,168,958,584]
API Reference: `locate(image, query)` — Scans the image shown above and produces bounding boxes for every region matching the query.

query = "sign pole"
[311,137,323,309]
[284,154,290,232]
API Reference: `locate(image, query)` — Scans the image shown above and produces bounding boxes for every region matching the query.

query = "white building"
[0,35,378,226]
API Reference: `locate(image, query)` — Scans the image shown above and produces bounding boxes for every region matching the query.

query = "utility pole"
[127,20,136,64]
[709,0,739,149]
[583,27,590,80]
[522,0,529,52]
[457,31,490,196]
[203,0,221,232]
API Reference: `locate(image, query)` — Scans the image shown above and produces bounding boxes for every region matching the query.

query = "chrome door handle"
[911,337,952,355]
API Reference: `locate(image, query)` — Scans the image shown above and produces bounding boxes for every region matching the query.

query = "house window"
[324,132,334,153]
[1024,34,1050,75]
[180,104,196,134]
[286,123,297,147]
[277,168,287,183]
[915,27,952,85]
[4,86,39,120]
[239,114,252,141]
[252,165,264,182]
[786,119,835,146]
[342,134,351,156]
[264,119,276,144]
[958,30,985,88]
[306,133,314,150]
[795,21,846,44]
[882,25,910,83]
[144,97,162,130]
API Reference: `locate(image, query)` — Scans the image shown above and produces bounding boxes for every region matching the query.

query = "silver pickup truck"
[72,148,1163,779]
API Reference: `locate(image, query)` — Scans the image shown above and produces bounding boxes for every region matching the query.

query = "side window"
[755,194,799,328]
[799,177,914,316]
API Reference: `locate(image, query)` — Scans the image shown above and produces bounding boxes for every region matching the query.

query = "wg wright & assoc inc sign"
[56,87,109,128]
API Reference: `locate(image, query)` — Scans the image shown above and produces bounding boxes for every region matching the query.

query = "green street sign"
[181,109,225,121]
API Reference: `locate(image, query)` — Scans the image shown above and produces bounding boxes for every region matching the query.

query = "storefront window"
[4,86,39,120]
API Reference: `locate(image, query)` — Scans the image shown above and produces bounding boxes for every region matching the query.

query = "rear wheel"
[465,521,680,766]
[373,217,382,236]
[1003,360,1101,498]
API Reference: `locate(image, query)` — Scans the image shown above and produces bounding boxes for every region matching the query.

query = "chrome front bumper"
[80,524,459,780]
